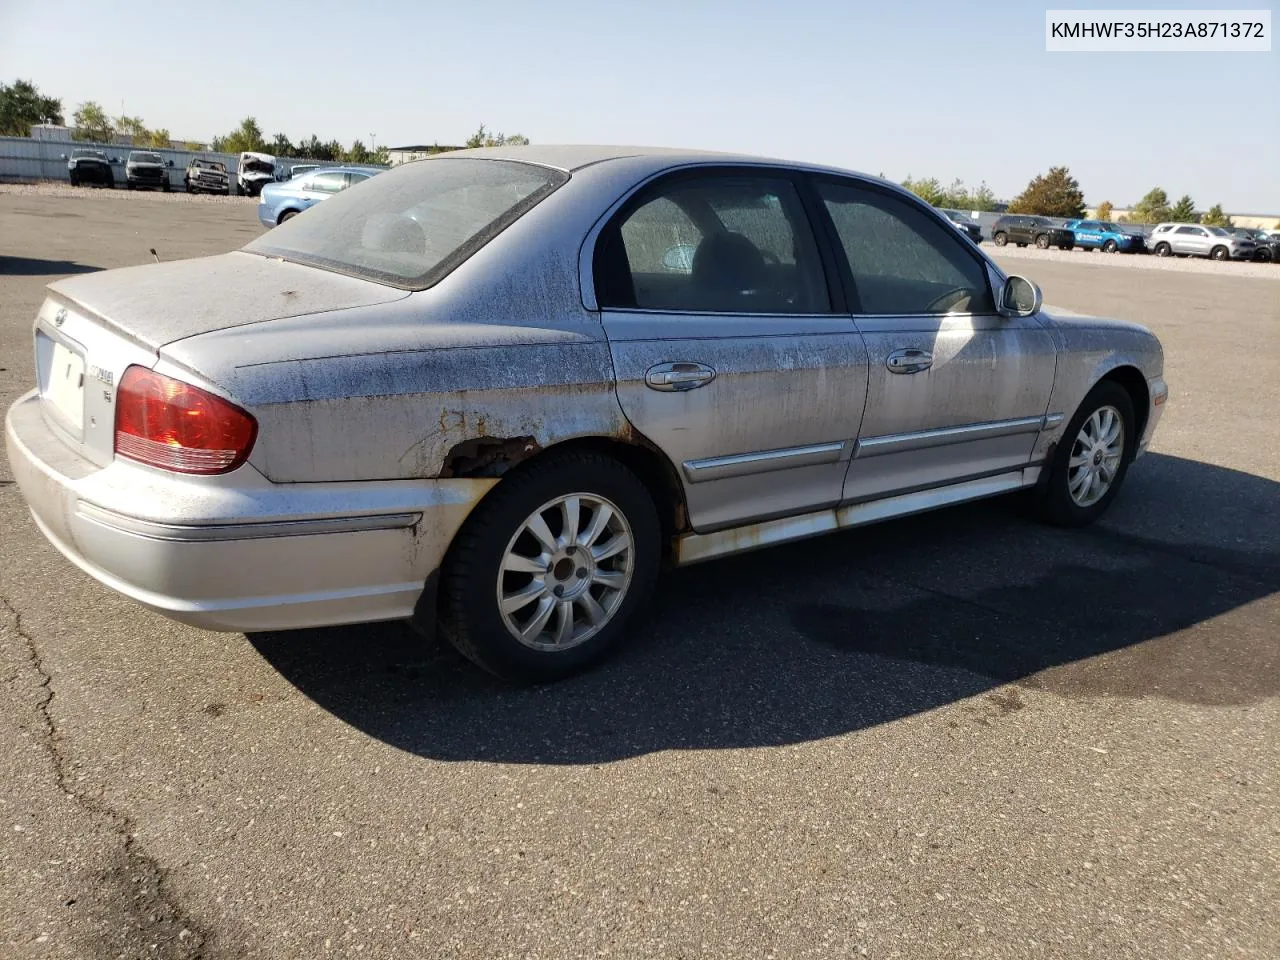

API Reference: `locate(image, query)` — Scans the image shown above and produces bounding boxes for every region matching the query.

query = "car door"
[305,170,348,208]
[1172,225,1204,255]
[596,168,869,532]
[1076,220,1101,247]
[811,177,1058,503]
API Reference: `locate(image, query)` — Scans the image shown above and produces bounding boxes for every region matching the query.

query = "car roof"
[429,143,897,186]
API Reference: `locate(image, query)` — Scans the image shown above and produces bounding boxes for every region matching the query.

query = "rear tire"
[435,452,661,683]
[1210,245,1228,261]
[1032,380,1136,528]
[993,232,1007,246]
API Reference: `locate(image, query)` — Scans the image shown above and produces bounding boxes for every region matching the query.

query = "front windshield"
[1099,222,1118,231]
[243,159,274,175]
[245,158,567,289]
[195,160,225,171]
[1031,217,1053,226]
[1207,227,1230,236]
[131,153,162,164]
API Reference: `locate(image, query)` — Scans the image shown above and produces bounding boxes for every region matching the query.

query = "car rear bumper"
[5,390,493,632]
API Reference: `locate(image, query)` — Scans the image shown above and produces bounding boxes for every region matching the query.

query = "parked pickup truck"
[184,158,231,195]
[125,151,172,192]
[1063,219,1145,253]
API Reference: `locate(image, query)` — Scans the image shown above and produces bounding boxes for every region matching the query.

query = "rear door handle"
[645,361,716,391]
[886,348,933,375]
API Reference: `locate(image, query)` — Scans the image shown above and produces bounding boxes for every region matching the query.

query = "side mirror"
[59,153,67,160]
[998,275,1042,318]
[167,160,174,167]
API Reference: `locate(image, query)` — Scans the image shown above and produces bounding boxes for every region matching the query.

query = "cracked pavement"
[1,191,1277,959]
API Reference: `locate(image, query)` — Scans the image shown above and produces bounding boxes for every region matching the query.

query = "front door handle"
[886,348,933,375]
[645,361,716,392]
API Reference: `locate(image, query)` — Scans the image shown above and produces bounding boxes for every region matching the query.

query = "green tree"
[72,101,114,142]
[465,123,529,148]
[145,128,171,148]
[1169,194,1198,222]
[268,133,294,156]
[1095,200,1114,220]
[367,145,390,165]
[901,175,946,206]
[344,139,373,163]
[1007,166,1086,218]
[970,182,997,212]
[215,116,265,154]
[0,79,63,136]
[1201,204,1232,228]
[1129,187,1171,225]
[295,134,340,160]
[184,141,204,152]
[115,114,148,139]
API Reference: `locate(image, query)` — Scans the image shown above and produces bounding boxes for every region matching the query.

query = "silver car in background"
[1147,222,1256,260]
[5,146,1167,682]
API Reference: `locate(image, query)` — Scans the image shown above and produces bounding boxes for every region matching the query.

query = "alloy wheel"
[496,493,635,651]
[1067,405,1125,507]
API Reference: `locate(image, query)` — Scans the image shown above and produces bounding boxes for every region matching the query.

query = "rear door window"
[595,174,830,314]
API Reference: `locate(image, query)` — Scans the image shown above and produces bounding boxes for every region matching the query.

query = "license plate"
[43,339,85,430]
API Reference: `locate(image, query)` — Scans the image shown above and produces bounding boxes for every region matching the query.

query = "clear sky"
[2,0,1276,211]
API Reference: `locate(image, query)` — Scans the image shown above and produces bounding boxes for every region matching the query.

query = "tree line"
[0,79,528,166]
[4,79,1267,227]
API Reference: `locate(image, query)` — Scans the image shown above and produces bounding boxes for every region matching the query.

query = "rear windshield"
[244,158,568,289]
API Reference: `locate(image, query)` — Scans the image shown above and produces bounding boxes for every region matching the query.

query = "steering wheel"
[925,288,971,314]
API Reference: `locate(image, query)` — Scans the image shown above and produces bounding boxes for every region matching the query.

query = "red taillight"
[114,366,257,474]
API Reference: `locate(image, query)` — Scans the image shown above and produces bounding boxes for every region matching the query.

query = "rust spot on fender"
[440,436,541,478]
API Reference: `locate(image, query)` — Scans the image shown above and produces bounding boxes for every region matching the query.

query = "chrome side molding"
[855,414,1063,458]
[682,440,849,483]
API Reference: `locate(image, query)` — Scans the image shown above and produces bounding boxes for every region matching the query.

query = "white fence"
[0,136,346,194]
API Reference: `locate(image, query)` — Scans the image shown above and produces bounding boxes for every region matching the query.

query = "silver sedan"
[5,146,1168,682]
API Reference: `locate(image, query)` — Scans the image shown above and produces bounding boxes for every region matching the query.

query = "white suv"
[1148,223,1256,261]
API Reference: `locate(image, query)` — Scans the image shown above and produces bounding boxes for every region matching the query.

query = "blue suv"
[257,166,380,227]
[1064,219,1145,254]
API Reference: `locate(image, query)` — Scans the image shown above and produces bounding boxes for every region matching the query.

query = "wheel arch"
[446,433,689,550]
[1096,364,1150,452]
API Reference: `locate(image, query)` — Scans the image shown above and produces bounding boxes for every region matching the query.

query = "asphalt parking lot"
[1,190,1277,960]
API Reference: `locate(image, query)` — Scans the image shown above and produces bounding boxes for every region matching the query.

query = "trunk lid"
[48,251,409,349]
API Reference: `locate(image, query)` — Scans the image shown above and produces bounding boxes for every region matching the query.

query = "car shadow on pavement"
[0,256,103,276]
[248,453,1278,764]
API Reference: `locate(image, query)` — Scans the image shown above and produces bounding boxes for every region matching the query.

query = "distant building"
[387,144,465,165]
[28,124,73,141]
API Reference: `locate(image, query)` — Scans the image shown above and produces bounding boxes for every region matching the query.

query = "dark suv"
[66,149,114,188]
[991,215,1074,250]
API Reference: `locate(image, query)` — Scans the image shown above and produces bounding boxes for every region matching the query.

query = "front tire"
[1154,242,1172,257]
[277,209,298,224]
[1034,381,1136,527]
[993,232,1007,247]
[1103,239,1118,253]
[1035,233,1051,249]
[436,452,661,682]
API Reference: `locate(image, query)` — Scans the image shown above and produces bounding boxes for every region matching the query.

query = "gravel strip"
[984,240,1280,280]
[0,181,256,205]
